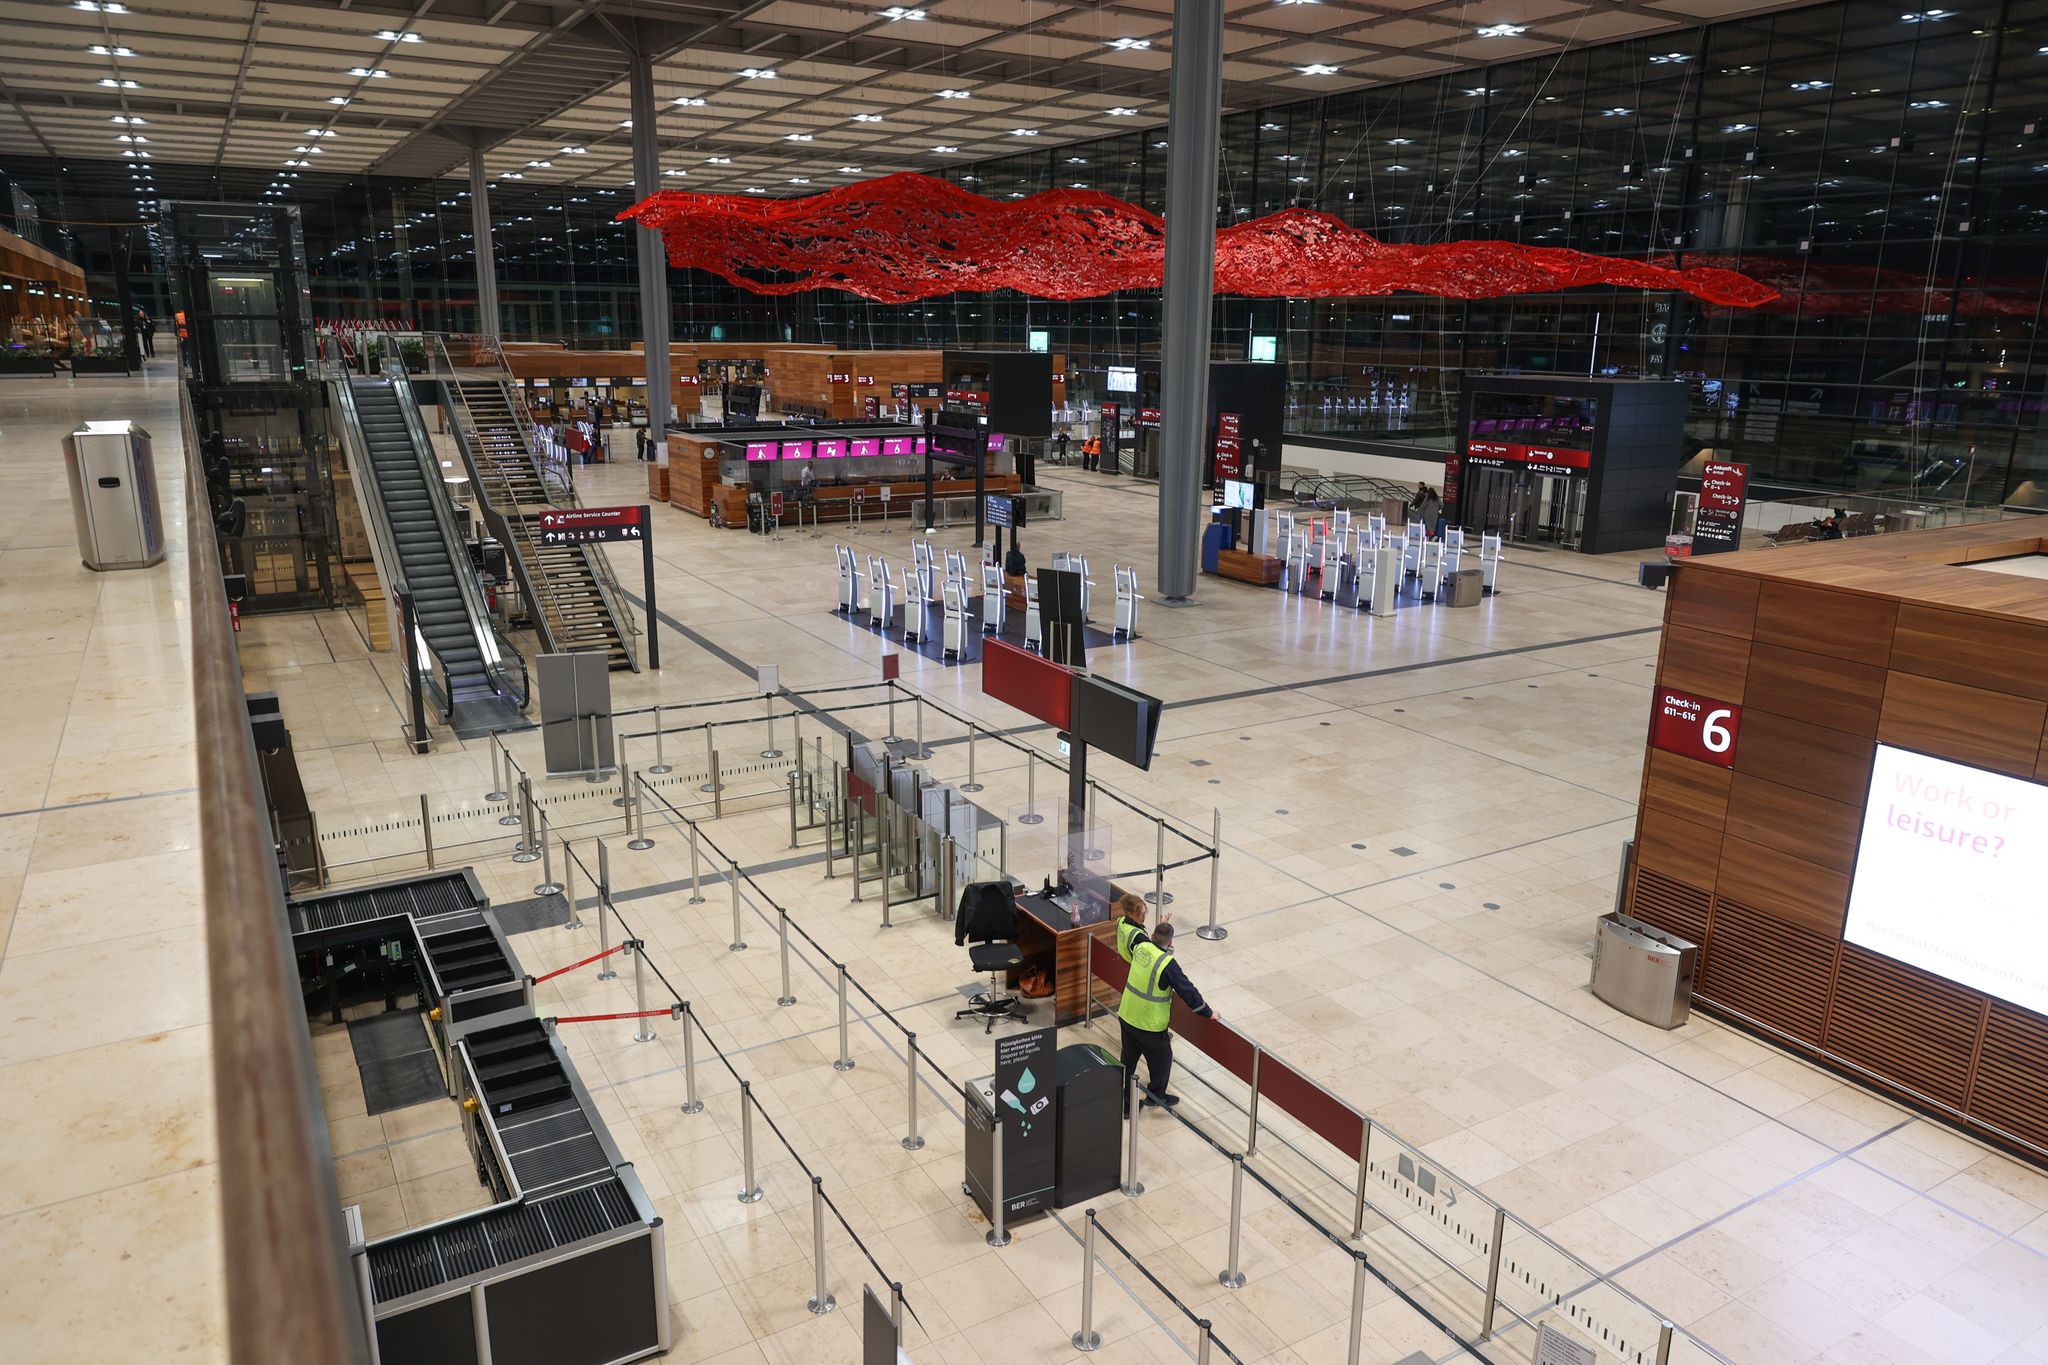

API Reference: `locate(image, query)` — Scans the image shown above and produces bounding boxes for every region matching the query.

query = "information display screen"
[1844,745,2048,1015]
[850,438,880,458]
[780,440,814,460]
[1105,366,1137,393]
[815,438,845,459]
[1222,478,1256,510]
[882,436,912,456]
[744,441,776,462]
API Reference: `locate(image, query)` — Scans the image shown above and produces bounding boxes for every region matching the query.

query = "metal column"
[466,148,501,341]
[628,50,673,438]
[1154,0,1225,602]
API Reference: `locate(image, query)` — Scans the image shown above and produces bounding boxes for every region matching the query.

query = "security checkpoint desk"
[1011,889,1125,1027]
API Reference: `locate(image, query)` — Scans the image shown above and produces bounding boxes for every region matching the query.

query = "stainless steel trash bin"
[1445,567,1483,607]
[63,420,164,570]
[1590,911,1697,1028]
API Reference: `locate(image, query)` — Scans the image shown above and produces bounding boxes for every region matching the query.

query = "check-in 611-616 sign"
[1651,687,1740,768]
[538,505,644,546]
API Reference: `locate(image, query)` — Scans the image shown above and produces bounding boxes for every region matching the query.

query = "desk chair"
[954,880,1023,1033]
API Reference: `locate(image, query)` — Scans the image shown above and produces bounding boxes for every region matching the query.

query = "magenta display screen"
[850,438,880,458]
[815,438,845,459]
[781,440,814,460]
[882,437,912,456]
[916,437,929,454]
[744,441,776,462]
[987,433,1006,451]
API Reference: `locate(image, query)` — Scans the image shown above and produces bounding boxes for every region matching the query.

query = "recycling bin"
[1590,911,1697,1029]
[63,419,164,570]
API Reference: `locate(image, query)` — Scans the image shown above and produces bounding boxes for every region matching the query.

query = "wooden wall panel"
[1667,567,1759,639]
[1827,946,1982,1110]
[1722,773,1862,874]
[1731,708,1876,801]
[1698,898,1835,1046]
[1889,606,2048,702]
[1642,748,1733,830]
[1633,805,1724,890]
[1973,1005,2048,1154]
[1714,835,1849,938]
[1628,868,1711,945]
[1742,643,1887,736]
[1753,582,1899,667]
[1878,673,2048,778]
[1657,629,1752,702]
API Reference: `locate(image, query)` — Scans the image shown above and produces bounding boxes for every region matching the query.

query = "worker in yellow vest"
[1113,895,1212,1108]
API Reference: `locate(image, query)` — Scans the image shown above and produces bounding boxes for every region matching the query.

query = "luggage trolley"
[1113,565,1144,640]
[980,561,1007,635]
[1480,533,1505,596]
[867,555,896,631]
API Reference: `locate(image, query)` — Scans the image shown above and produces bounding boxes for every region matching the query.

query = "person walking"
[1417,484,1443,536]
[1055,429,1070,465]
[1112,894,1213,1108]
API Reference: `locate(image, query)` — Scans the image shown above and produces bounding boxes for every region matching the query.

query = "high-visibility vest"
[1115,917,1145,960]
[1118,939,1174,1033]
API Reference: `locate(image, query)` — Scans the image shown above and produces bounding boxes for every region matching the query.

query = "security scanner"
[981,561,1007,634]
[1419,539,1448,601]
[835,544,862,614]
[868,554,895,630]
[1480,532,1505,595]
[901,562,927,643]
[1112,564,1144,640]
[289,873,670,1365]
[941,577,969,659]
[1023,575,1044,652]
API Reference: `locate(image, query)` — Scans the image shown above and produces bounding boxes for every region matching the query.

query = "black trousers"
[1119,1018,1173,1097]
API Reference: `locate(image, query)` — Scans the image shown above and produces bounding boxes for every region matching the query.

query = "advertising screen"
[780,440,814,460]
[814,438,845,459]
[850,438,880,458]
[744,441,777,462]
[1844,745,2048,1015]
[1222,479,1256,510]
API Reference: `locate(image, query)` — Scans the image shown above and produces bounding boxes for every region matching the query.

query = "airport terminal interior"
[6,2,2048,1364]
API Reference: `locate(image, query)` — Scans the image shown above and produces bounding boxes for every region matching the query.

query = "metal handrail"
[178,367,373,1365]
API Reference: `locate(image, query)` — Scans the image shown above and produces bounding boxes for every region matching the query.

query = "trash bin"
[63,419,164,570]
[1590,912,1697,1028]
[1052,1043,1123,1208]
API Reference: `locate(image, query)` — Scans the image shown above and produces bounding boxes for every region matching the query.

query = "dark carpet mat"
[832,595,1120,666]
[348,1011,444,1114]
[490,892,572,936]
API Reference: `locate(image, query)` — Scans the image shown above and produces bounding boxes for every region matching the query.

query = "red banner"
[982,637,1074,731]
[1464,440,1592,470]
[1651,688,1741,767]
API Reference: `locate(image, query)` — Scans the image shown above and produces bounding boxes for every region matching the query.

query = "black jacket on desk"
[1122,924,1213,1018]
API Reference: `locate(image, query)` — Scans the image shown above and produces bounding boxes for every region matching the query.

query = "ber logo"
[1651,688,1740,768]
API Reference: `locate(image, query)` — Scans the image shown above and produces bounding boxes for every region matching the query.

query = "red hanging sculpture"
[619,172,1778,308]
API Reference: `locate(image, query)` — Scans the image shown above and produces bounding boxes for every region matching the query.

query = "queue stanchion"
[737,1081,763,1203]
[711,750,723,819]
[1019,751,1043,825]
[728,859,747,952]
[1197,808,1228,941]
[595,840,618,981]
[1350,1120,1375,1240]
[962,722,982,792]
[806,1176,836,1314]
[678,1001,703,1113]
[901,1035,925,1151]
[421,793,435,870]
[1246,1047,1263,1157]
[833,963,855,1071]
[1480,1207,1507,1339]
[777,910,796,1007]
[761,693,782,759]
[647,705,671,773]
[700,726,719,794]
[1146,816,1169,913]
[629,941,656,1043]
[850,805,865,903]
[1121,1072,1145,1196]
[1219,1153,1248,1289]
[629,774,654,850]
[534,808,563,895]
[561,836,582,930]
[1071,1211,1102,1352]
[485,734,508,803]
[687,821,705,903]
[986,1118,1011,1248]
[1346,1252,1369,1365]
[787,769,800,849]
[513,775,539,862]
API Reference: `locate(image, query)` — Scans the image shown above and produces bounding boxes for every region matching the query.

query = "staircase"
[448,377,636,670]
[351,379,502,706]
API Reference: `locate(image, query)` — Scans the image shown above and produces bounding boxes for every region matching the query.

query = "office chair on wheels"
[954,880,1023,1033]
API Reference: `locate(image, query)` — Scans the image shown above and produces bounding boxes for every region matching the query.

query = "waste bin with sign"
[63,419,164,571]
[1590,911,1697,1028]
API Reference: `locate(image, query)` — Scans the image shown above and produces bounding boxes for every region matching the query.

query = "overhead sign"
[1211,411,1243,505]
[1465,440,1593,476]
[1650,688,1740,768]
[1691,460,1749,555]
[538,505,645,545]
[1137,407,1161,428]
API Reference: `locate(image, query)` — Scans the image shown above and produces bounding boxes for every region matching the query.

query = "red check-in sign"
[1651,688,1741,767]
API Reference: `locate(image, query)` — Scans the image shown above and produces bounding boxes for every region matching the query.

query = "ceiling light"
[283,158,310,167]
[375,30,422,42]
[1276,0,1319,5]
[1010,128,1039,137]
[1901,9,1951,19]
[932,144,959,153]
[98,78,141,88]
[838,166,864,173]
[1601,107,1633,117]
[561,145,587,155]
[789,177,810,184]
[744,186,764,193]
[707,155,732,164]
[1911,99,1949,108]
[1298,63,1340,76]
[116,134,146,143]
[673,96,706,106]
[1649,52,1691,63]
[1066,157,1087,164]
[936,88,969,99]
[499,171,523,179]
[111,114,145,124]
[618,119,632,127]
[1108,38,1151,50]
[665,168,688,177]
[329,96,350,105]
[851,112,884,122]
[1070,182,1089,188]
[1387,137,1411,145]
[740,67,776,78]
[1290,175,1311,183]
[1106,107,1137,117]
[348,67,388,78]
[1465,86,1494,96]
[1476,24,1526,37]
[305,128,336,136]
[528,159,553,168]
[879,6,926,18]
[88,45,136,57]
[1501,148,1525,157]
[75,2,129,11]
[1723,123,1753,133]
[1152,140,1168,148]
[1387,163,1410,172]
[786,132,813,141]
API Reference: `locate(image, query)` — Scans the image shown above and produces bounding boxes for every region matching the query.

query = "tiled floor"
[0,360,223,1360]
[7,360,2048,1365]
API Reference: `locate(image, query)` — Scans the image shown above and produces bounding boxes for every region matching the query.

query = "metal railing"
[178,369,372,1365]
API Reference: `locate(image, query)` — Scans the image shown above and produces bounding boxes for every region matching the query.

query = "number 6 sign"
[1651,687,1742,768]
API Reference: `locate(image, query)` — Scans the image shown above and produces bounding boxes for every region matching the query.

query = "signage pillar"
[1156,0,1225,603]
[1691,461,1749,555]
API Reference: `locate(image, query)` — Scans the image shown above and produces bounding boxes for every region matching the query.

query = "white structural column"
[1155,0,1226,602]
[628,52,673,446]
[468,148,501,340]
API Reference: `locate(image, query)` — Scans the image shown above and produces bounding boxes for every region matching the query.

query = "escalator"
[340,374,529,741]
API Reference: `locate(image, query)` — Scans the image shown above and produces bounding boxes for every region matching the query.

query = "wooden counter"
[1011,893,1122,1028]
[1216,549,1284,585]
[708,474,1022,528]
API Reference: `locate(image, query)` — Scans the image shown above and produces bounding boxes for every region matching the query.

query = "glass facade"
[10,0,2048,502]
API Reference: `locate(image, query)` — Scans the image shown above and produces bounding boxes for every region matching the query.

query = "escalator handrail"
[372,362,527,706]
